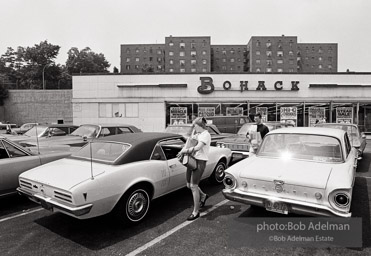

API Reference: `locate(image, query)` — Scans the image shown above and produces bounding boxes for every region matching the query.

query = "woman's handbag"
[178,130,198,170]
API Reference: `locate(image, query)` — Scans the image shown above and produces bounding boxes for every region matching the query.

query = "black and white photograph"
[1,0,371,255]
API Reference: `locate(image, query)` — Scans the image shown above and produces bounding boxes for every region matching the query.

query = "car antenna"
[89,139,94,180]
[35,124,40,155]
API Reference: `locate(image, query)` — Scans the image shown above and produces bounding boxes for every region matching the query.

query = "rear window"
[258,134,343,163]
[72,142,131,162]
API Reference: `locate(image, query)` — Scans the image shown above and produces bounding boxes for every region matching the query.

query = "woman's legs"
[189,160,207,215]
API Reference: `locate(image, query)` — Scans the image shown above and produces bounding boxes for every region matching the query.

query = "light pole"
[42,63,51,90]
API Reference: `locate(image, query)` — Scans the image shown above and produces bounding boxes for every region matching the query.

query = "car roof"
[94,132,183,165]
[268,127,346,138]
[34,124,77,128]
[316,122,357,127]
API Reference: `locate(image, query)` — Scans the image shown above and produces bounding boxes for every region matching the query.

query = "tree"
[0,83,9,106]
[66,47,110,74]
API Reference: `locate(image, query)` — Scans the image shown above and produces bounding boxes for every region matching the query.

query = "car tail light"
[334,193,350,208]
[223,174,236,189]
[329,189,351,212]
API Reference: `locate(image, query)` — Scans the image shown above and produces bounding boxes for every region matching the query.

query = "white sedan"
[17,133,231,224]
[222,127,358,217]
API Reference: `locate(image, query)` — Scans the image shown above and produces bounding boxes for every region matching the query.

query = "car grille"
[224,143,249,152]
[19,179,32,189]
[54,191,72,203]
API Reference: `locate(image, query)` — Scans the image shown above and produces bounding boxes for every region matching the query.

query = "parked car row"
[0,119,367,225]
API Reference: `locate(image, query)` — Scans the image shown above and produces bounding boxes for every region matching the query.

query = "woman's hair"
[193,117,207,129]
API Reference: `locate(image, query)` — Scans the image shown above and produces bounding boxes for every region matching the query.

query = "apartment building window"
[306,49,310,54]
[180,51,185,57]
[266,68,272,72]
[266,42,272,48]
[278,44,282,49]
[149,57,153,62]
[230,50,235,54]
[157,50,162,54]
[319,48,323,54]
[149,48,153,54]
[319,64,323,69]
[202,59,207,65]
[191,51,197,57]
[222,58,226,63]
[328,64,333,69]
[289,68,294,73]
[256,51,261,56]
[277,51,283,57]
[180,60,185,66]
[135,57,139,62]
[289,51,294,56]
[230,58,235,63]
[180,42,185,49]
[328,57,333,62]
[180,68,185,73]
[169,42,174,47]
[157,57,162,62]
[230,67,234,71]
[135,49,139,54]
[169,59,174,65]
[202,50,207,55]
[143,49,147,54]
[191,60,196,65]
[256,59,261,64]
[277,59,283,64]
[238,58,241,62]
[266,51,272,57]
[266,60,272,66]
[256,68,261,72]
[222,66,227,70]
[289,42,293,48]
[202,68,207,72]
[126,58,130,62]
[318,57,323,62]
[289,59,294,65]
[191,68,196,73]
[126,49,130,54]
[126,65,130,70]
[169,68,174,72]
[157,65,162,70]
[222,50,227,55]
[135,65,140,70]
[277,68,283,72]
[191,43,196,48]
[169,51,174,56]
[328,48,332,54]
[202,41,207,47]
[256,41,261,47]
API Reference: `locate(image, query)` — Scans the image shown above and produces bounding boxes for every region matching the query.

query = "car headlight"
[223,174,237,189]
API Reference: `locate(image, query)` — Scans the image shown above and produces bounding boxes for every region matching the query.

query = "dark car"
[12,123,39,135]
[21,124,142,150]
[164,123,233,146]
[0,136,71,197]
[216,121,284,161]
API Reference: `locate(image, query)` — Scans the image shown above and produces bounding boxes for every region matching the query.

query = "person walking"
[248,112,270,153]
[178,117,211,221]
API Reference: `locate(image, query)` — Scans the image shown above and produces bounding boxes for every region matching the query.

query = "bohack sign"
[197,77,300,94]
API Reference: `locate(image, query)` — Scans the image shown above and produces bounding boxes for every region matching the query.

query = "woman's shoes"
[187,212,200,221]
[200,194,209,208]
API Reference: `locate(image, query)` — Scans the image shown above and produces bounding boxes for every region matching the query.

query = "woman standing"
[178,117,211,221]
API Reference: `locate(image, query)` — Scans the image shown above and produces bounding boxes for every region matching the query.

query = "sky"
[1,0,370,72]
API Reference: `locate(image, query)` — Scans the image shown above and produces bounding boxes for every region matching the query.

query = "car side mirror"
[361,133,366,139]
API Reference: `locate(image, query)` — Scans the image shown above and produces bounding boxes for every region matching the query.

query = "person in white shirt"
[178,117,211,221]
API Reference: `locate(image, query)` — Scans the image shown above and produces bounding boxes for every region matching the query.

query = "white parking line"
[0,208,43,223]
[126,199,229,256]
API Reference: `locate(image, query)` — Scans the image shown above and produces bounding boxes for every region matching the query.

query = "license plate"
[40,200,53,211]
[265,200,288,214]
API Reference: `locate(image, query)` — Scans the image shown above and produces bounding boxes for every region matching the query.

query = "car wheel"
[209,161,226,185]
[114,187,150,224]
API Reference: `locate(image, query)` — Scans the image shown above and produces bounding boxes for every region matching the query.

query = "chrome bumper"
[222,189,351,218]
[17,188,93,217]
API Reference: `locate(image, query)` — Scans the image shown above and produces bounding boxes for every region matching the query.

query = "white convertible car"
[18,133,231,223]
[222,127,358,217]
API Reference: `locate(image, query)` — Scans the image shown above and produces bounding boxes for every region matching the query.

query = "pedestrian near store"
[255,112,270,139]
[177,117,211,221]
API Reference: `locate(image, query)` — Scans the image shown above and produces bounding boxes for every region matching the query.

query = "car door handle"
[169,164,177,168]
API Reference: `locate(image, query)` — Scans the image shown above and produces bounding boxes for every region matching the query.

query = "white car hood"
[238,157,333,189]
[21,158,106,190]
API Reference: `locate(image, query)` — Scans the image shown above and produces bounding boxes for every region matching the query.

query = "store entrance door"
[364,107,371,133]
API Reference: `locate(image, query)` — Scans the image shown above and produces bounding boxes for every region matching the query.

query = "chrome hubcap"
[127,191,147,217]
[215,164,225,182]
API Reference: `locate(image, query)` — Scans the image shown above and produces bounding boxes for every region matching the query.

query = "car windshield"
[165,126,192,137]
[24,126,48,137]
[258,134,343,163]
[71,125,99,137]
[72,141,131,162]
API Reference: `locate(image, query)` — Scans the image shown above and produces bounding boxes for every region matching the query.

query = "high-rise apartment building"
[120,35,338,73]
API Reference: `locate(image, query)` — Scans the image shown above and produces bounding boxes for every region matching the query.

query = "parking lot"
[1,142,371,256]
